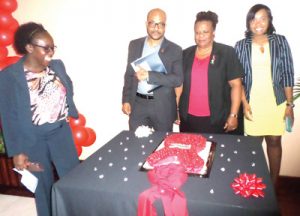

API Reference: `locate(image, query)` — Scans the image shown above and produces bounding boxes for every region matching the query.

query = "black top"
[179,42,244,126]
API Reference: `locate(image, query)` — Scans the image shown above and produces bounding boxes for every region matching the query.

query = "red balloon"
[0,12,14,28]
[69,113,86,128]
[72,126,88,147]
[82,127,96,147]
[0,0,18,13]
[7,17,18,33]
[0,46,8,61]
[0,60,7,70]
[0,28,13,46]
[4,55,20,64]
[0,55,20,70]
[75,144,82,157]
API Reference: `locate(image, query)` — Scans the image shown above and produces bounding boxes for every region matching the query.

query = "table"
[52,131,280,216]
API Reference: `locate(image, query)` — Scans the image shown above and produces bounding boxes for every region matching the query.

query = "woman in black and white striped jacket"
[234,4,294,187]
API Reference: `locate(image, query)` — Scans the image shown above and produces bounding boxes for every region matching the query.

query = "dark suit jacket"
[122,37,183,123]
[179,42,244,126]
[0,56,78,157]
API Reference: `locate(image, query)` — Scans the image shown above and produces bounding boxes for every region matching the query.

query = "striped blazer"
[234,34,294,105]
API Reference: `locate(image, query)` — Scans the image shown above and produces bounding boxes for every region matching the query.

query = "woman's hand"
[122,103,131,115]
[13,153,29,170]
[283,88,294,125]
[284,105,294,127]
[174,86,182,125]
[174,109,180,125]
[224,115,238,132]
[243,102,253,121]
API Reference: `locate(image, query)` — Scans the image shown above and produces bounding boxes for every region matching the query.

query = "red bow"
[138,164,189,216]
[231,173,266,198]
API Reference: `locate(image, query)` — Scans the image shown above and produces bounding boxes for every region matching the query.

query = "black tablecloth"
[52,131,279,216]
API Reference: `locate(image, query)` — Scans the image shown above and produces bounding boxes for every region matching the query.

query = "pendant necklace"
[253,36,267,54]
[260,45,264,53]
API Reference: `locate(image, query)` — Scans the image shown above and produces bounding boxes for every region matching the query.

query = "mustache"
[150,30,161,34]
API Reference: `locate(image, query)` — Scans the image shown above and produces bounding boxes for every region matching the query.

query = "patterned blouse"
[25,66,68,125]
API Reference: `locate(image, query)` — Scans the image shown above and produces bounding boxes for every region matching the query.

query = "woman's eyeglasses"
[31,43,57,53]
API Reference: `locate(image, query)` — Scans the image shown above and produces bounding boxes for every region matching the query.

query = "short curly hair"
[195,11,218,30]
[14,22,47,55]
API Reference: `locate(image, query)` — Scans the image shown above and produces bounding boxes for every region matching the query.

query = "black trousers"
[129,97,173,132]
[28,120,79,216]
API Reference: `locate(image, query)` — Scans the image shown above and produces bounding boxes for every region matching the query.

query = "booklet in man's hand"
[131,51,167,73]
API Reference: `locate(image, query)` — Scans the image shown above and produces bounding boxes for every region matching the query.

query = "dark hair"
[245,4,276,38]
[195,11,218,30]
[14,22,47,55]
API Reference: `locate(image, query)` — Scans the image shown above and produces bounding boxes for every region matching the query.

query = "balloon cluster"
[69,113,96,157]
[0,0,20,70]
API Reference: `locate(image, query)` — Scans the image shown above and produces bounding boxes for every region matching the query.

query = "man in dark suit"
[122,8,183,132]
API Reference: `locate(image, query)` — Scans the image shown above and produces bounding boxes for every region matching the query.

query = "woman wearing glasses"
[0,22,79,216]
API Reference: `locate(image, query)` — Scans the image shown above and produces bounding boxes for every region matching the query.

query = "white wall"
[10,0,299,176]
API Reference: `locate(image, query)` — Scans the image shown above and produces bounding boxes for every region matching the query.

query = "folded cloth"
[138,164,188,216]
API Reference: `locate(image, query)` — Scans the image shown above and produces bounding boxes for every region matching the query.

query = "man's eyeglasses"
[147,21,165,29]
[31,43,57,53]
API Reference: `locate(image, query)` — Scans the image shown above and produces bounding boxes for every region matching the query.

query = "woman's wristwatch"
[229,113,238,118]
[286,102,295,108]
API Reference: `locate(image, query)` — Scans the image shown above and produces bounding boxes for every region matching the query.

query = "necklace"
[196,46,212,59]
[253,35,268,54]
[259,45,264,53]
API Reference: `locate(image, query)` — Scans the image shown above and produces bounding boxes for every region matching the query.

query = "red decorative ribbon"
[147,134,207,174]
[138,164,189,216]
[231,173,266,198]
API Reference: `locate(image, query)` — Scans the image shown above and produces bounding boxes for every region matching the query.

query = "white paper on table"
[13,168,38,193]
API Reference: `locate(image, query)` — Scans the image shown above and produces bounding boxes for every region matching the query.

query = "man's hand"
[135,66,149,81]
[122,103,131,115]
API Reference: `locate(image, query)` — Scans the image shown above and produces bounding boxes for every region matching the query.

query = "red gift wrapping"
[231,173,266,198]
[138,164,189,216]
